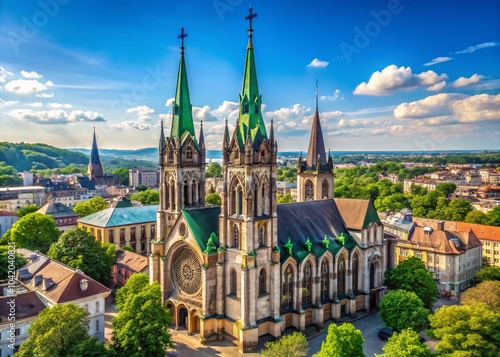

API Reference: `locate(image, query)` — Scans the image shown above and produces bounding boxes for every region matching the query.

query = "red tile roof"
[456,222,500,242]
[0,210,17,217]
[0,291,46,322]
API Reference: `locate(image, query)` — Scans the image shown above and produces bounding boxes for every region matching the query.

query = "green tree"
[376,328,432,357]
[135,184,148,192]
[379,290,429,332]
[205,192,222,206]
[121,245,135,252]
[374,193,409,212]
[487,206,500,226]
[9,213,60,253]
[314,323,364,357]
[205,161,222,178]
[14,304,107,357]
[112,167,130,185]
[130,189,159,205]
[476,266,500,282]
[0,246,27,279]
[15,205,40,217]
[277,193,296,204]
[115,272,150,309]
[384,256,437,309]
[446,198,473,221]
[435,182,457,197]
[73,196,109,217]
[461,280,500,312]
[465,210,489,225]
[429,303,500,356]
[112,273,173,356]
[48,228,116,285]
[262,331,308,357]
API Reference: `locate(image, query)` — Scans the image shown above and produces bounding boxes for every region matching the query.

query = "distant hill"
[0,142,89,172]
[68,147,223,161]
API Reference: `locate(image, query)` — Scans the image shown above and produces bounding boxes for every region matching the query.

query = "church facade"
[150,9,389,352]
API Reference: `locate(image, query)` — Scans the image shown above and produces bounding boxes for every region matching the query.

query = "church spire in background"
[305,80,327,170]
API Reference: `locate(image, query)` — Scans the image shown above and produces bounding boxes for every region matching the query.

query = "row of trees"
[15,273,173,357]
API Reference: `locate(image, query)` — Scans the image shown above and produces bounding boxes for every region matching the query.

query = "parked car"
[377,327,425,342]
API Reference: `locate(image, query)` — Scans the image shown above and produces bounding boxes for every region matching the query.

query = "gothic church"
[150,9,389,352]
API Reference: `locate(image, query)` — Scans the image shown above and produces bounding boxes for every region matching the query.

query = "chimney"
[437,220,444,231]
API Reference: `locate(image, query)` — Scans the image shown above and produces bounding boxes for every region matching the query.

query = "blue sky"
[0,0,499,152]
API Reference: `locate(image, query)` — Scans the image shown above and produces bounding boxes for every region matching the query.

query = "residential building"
[0,186,46,212]
[78,205,157,254]
[112,249,149,286]
[129,167,159,188]
[0,210,18,237]
[150,18,389,352]
[0,291,46,356]
[36,202,79,232]
[456,222,500,266]
[21,171,34,187]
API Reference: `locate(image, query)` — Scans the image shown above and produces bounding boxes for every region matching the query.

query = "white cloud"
[48,102,73,109]
[354,65,448,96]
[165,98,175,107]
[8,109,105,124]
[36,92,54,98]
[5,79,48,94]
[193,105,218,122]
[427,81,447,91]
[455,42,500,54]
[21,70,43,79]
[109,121,152,131]
[423,56,452,66]
[0,98,19,107]
[320,89,344,101]
[211,100,239,120]
[265,104,311,121]
[0,66,14,83]
[25,102,43,107]
[45,80,54,87]
[394,93,500,124]
[451,74,484,87]
[127,105,155,117]
[307,58,329,68]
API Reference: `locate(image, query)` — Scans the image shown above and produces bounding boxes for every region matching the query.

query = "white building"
[0,187,46,212]
[129,167,159,188]
[0,210,18,237]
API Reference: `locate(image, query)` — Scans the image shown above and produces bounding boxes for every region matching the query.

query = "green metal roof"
[182,207,220,253]
[277,200,358,263]
[171,51,195,140]
[78,205,158,228]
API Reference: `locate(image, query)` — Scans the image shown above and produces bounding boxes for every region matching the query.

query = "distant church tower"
[152,28,206,280]
[87,128,104,181]
[218,7,281,350]
[297,82,334,201]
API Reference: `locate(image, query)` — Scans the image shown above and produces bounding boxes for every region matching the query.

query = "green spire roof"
[236,8,267,147]
[170,28,195,140]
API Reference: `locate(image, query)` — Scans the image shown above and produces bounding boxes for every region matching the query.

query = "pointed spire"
[236,7,267,148]
[269,118,275,151]
[90,126,101,165]
[305,81,327,170]
[159,120,166,149]
[170,28,195,140]
[199,120,205,150]
[223,117,230,149]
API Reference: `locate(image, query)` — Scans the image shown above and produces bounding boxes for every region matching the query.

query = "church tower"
[297,82,334,201]
[219,8,281,351]
[87,128,104,182]
[152,28,206,282]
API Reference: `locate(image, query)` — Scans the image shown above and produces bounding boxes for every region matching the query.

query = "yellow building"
[456,222,500,266]
[78,205,157,255]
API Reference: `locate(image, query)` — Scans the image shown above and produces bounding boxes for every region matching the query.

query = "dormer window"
[173,105,179,115]
[243,104,249,113]
[80,279,89,292]
[254,106,259,113]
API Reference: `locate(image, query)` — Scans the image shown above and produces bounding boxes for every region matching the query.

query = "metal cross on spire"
[178,27,188,54]
[315,79,319,110]
[245,7,257,37]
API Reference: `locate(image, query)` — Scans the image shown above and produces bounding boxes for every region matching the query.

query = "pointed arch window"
[338,257,346,296]
[186,147,193,160]
[370,262,376,290]
[321,260,329,301]
[352,254,359,292]
[168,149,173,161]
[282,266,294,310]
[229,268,237,296]
[233,224,239,249]
[235,185,243,216]
[259,269,267,295]
[322,180,329,199]
[302,261,312,305]
[305,180,314,200]
[258,226,265,247]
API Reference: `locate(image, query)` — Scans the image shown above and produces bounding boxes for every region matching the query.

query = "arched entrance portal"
[369,294,377,310]
[178,307,188,329]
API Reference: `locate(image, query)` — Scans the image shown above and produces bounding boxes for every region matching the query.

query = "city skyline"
[0,0,499,152]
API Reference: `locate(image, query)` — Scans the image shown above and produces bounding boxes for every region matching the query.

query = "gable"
[335,198,381,230]
[182,207,221,253]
